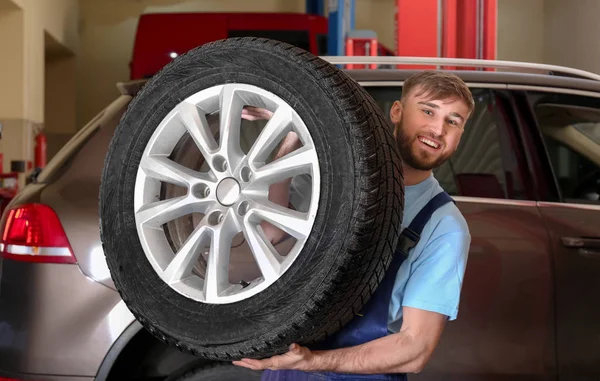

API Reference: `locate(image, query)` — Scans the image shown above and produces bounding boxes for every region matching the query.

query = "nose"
[428,118,445,137]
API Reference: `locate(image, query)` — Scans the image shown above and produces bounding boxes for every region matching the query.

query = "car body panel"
[412,198,556,380]
[40,107,127,290]
[36,95,131,290]
[0,261,134,377]
[538,201,600,381]
[0,372,93,381]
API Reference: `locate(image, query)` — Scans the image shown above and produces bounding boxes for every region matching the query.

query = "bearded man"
[235,71,474,381]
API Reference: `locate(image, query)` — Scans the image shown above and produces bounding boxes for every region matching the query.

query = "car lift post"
[306,0,325,16]
[326,0,355,56]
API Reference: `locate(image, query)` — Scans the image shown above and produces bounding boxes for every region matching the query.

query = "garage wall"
[0,0,23,9]
[496,0,544,64]
[40,0,79,54]
[0,0,78,178]
[0,8,25,119]
[543,0,600,73]
[76,0,394,127]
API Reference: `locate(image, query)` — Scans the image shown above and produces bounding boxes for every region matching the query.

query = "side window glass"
[532,95,600,203]
[543,133,600,202]
[434,89,529,200]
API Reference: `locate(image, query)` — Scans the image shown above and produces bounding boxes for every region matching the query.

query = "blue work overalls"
[261,191,454,381]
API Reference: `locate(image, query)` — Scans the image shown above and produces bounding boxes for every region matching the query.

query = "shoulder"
[430,200,470,239]
[412,198,471,264]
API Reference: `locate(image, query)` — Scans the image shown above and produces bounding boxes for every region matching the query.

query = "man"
[235,71,474,380]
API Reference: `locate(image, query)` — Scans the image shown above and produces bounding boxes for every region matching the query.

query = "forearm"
[310,332,427,374]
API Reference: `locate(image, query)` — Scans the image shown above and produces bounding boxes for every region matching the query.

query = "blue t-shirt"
[387,174,471,333]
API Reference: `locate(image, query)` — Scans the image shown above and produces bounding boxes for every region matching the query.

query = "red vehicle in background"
[130,12,330,80]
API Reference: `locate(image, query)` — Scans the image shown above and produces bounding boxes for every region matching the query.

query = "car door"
[519,88,600,381]
[363,83,557,380]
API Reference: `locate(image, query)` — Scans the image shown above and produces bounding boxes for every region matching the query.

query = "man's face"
[390,87,470,171]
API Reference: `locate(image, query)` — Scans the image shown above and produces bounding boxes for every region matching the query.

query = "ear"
[390,100,403,124]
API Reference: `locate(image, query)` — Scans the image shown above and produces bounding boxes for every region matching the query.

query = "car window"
[531,94,600,203]
[364,85,531,200]
[543,135,599,202]
[574,122,600,144]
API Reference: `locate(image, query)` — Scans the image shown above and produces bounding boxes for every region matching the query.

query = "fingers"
[289,343,301,354]
[233,358,271,371]
[242,106,273,121]
[232,344,307,371]
[233,357,276,370]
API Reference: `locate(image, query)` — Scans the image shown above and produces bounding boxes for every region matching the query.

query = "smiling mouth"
[418,136,441,149]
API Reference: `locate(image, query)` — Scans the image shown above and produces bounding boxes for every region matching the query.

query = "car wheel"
[99,37,404,361]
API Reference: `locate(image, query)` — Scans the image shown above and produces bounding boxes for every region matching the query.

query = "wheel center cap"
[216,177,241,206]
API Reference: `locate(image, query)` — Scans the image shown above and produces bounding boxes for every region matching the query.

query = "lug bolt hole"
[208,211,224,226]
[213,156,228,172]
[240,166,252,182]
[194,183,210,199]
[238,201,249,216]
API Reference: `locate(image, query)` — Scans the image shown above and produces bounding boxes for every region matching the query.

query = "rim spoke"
[219,85,245,170]
[163,225,211,285]
[243,219,283,282]
[177,102,219,162]
[246,106,293,165]
[251,145,316,187]
[250,200,311,240]
[204,214,236,302]
[141,155,202,188]
[137,196,210,228]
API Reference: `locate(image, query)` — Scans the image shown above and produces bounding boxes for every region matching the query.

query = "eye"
[422,109,433,116]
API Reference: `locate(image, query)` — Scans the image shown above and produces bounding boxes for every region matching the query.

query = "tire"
[166,363,262,381]
[99,37,404,361]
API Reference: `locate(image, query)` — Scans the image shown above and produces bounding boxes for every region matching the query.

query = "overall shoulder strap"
[397,191,454,255]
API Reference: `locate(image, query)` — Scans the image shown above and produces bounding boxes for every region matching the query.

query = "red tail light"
[0,204,76,264]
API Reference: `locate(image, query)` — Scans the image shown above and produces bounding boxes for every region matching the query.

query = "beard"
[395,122,453,171]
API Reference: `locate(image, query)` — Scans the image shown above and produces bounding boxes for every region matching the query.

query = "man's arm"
[234,215,470,374]
[233,306,446,374]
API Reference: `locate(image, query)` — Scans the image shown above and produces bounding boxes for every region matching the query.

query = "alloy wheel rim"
[133,83,321,304]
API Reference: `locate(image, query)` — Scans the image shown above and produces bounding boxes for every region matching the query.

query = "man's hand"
[233,343,315,371]
[242,106,274,121]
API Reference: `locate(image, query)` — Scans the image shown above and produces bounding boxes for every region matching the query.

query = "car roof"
[345,69,600,93]
[118,68,600,98]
